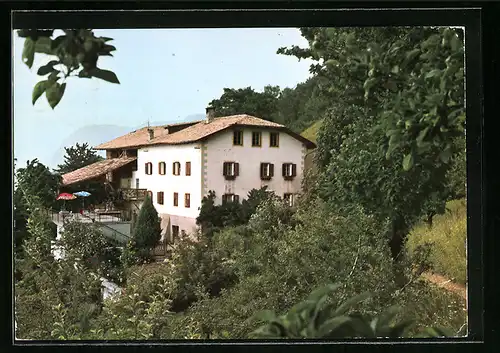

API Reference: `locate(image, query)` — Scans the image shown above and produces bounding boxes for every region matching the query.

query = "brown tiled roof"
[61,157,137,186]
[94,121,202,150]
[149,115,284,145]
[95,115,316,150]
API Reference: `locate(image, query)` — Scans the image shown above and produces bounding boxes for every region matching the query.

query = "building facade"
[63,108,316,243]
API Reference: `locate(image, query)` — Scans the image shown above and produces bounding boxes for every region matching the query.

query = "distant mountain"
[50,114,206,169]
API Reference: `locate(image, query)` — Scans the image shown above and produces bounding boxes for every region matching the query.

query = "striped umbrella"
[56,193,76,210]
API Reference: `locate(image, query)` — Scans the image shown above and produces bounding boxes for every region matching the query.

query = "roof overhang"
[61,157,137,186]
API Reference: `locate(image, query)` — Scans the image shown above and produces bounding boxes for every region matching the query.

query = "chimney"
[148,128,154,140]
[205,106,215,124]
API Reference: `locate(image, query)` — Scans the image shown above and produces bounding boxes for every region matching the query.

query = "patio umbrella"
[73,191,91,210]
[56,193,77,210]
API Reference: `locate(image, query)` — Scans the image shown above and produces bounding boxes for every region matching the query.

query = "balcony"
[120,188,148,201]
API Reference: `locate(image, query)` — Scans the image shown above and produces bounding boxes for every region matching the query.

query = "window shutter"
[172,162,175,175]
[292,164,297,177]
[235,195,240,203]
[282,163,286,177]
[223,162,227,176]
[235,163,239,176]
[270,163,274,177]
[222,194,226,203]
[260,163,264,178]
[145,163,148,174]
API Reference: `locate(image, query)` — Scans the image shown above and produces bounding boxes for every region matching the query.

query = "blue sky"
[13,28,313,168]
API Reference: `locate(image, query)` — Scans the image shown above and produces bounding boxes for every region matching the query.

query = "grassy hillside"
[407,198,467,285]
[301,120,322,144]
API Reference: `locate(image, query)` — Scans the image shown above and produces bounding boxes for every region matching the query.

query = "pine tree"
[131,194,162,261]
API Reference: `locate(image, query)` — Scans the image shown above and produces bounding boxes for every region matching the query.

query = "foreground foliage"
[18,29,119,109]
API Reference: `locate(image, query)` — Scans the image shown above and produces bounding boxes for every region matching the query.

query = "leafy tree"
[129,194,162,262]
[16,159,61,210]
[17,29,119,109]
[53,142,106,209]
[279,27,465,277]
[54,142,103,174]
[209,86,282,123]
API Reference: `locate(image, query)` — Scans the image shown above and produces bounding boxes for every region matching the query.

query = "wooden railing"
[120,188,148,201]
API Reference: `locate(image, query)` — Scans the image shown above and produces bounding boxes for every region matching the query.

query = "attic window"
[260,163,274,180]
[173,162,181,176]
[252,132,262,147]
[233,130,243,146]
[145,162,153,175]
[158,162,166,175]
[270,132,279,147]
[223,162,239,180]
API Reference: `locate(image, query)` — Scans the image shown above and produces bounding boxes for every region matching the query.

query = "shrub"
[250,283,456,339]
[131,195,162,262]
[406,198,467,285]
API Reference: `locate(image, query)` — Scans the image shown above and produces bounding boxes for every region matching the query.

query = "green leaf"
[51,35,67,51]
[333,291,371,316]
[402,152,414,171]
[317,316,352,337]
[252,310,276,323]
[425,69,441,79]
[416,127,430,146]
[32,80,48,105]
[439,144,452,163]
[100,37,114,42]
[37,60,59,76]
[48,71,60,82]
[45,82,66,109]
[88,68,120,84]
[34,37,55,55]
[401,48,420,69]
[22,38,35,68]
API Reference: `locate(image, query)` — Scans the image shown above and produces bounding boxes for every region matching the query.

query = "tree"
[279,27,465,277]
[209,86,282,123]
[53,142,107,209]
[54,142,103,174]
[16,159,61,210]
[17,29,119,109]
[130,194,162,262]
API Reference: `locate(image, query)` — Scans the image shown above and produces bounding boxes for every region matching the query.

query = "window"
[223,162,239,180]
[260,162,274,180]
[222,194,239,204]
[135,178,140,189]
[172,162,181,176]
[158,162,166,175]
[185,193,190,208]
[282,163,297,180]
[147,190,153,199]
[252,132,262,147]
[157,191,164,205]
[270,132,279,147]
[173,192,179,206]
[185,162,191,176]
[283,193,294,206]
[145,162,153,175]
[233,130,243,146]
[172,225,179,240]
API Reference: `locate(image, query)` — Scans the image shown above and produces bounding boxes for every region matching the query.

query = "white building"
[63,108,316,242]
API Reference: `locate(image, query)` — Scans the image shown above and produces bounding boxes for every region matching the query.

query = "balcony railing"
[120,188,148,201]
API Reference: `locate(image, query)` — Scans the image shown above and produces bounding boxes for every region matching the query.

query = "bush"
[130,195,162,262]
[406,198,467,285]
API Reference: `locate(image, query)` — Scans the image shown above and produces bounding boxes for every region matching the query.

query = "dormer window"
[233,130,243,146]
[282,163,297,180]
[283,193,294,206]
[158,162,166,175]
[222,194,240,204]
[260,162,274,180]
[270,132,279,147]
[172,162,181,176]
[145,162,153,175]
[223,162,239,180]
